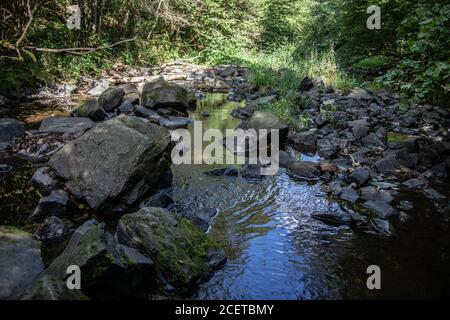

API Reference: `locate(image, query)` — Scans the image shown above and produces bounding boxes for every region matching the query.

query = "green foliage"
[355,56,392,71]
[381,3,450,106]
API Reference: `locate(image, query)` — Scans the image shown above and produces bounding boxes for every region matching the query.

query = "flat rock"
[311,211,352,226]
[39,117,94,134]
[347,167,370,186]
[288,161,320,181]
[363,200,398,219]
[288,129,317,148]
[340,187,359,203]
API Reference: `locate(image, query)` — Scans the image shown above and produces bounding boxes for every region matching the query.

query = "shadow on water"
[169,93,450,300]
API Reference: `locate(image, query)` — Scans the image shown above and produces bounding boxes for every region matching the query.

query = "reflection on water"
[170,93,450,299]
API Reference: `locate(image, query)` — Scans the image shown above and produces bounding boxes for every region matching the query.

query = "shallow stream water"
[172,94,450,299]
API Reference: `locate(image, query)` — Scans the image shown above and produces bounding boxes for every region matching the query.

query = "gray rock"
[363,200,398,219]
[288,129,317,148]
[141,78,189,113]
[423,187,446,201]
[340,187,359,203]
[231,107,253,119]
[399,200,414,211]
[117,207,225,289]
[347,167,370,186]
[0,118,24,143]
[39,117,94,134]
[116,101,135,115]
[311,211,352,226]
[98,87,125,112]
[23,219,153,299]
[0,164,12,176]
[159,116,193,129]
[139,189,174,208]
[279,150,291,168]
[71,99,107,121]
[360,187,394,203]
[219,66,238,77]
[246,111,288,139]
[49,115,172,211]
[119,83,140,105]
[375,149,416,173]
[288,161,321,181]
[32,167,59,193]
[32,190,69,219]
[183,208,218,232]
[348,120,369,139]
[402,178,426,189]
[370,218,396,238]
[314,113,329,127]
[240,163,264,179]
[249,95,277,107]
[134,105,159,118]
[34,216,67,245]
[0,227,44,299]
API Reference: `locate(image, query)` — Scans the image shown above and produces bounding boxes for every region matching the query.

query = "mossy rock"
[117,207,225,293]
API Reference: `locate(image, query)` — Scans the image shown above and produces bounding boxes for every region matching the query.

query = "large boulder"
[0,118,24,143]
[141,78,189,113]
[49,115,172,211]
[117,207,226,291]
[0,227,44,299]
[22,219,153,300]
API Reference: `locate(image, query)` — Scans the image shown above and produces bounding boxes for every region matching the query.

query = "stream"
[1,93,450,299]
[175,94,450,299]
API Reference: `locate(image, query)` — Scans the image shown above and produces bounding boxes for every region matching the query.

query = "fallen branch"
[24,37,137,55]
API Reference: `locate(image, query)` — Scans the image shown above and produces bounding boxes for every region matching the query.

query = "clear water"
[169,93,450,300]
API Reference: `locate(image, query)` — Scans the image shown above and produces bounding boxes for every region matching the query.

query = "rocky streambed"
[0,64,449,299]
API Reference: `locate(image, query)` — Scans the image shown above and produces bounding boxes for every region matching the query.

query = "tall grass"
[204,43,357,126]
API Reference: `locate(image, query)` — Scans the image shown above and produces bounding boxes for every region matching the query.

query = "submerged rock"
[0,226,44,299]
[311,211,352,226]
[183,208,218,232]
[204,167,239,177]
[49,115,172,211]
[117,207,226,291]
[370,218,396,238]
